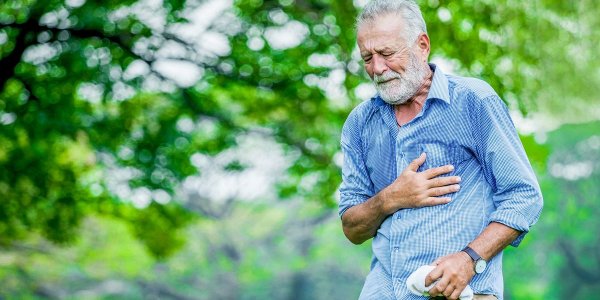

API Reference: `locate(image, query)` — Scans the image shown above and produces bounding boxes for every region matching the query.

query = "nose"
[372,55,388,76]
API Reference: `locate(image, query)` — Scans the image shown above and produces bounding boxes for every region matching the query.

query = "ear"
[415,33,431,61]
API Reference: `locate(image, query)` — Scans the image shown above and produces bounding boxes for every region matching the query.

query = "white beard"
[373,53,430,105]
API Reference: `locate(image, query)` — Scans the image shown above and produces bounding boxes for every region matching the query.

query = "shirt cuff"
[338,194,369,217]
[487,209,531,247]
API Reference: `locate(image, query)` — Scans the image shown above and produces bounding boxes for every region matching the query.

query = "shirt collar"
[427,63,451,104]
[372,63,450,106]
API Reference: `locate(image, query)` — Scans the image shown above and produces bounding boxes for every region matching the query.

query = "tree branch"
[558,240,600,284]
[0,19,39,90]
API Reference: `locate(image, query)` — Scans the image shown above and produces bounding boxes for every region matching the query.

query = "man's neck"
[394,69,434,126]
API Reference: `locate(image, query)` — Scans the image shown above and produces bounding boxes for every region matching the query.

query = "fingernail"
[457,176,461,182]
[448,165,454,171]
[455,185,460,191]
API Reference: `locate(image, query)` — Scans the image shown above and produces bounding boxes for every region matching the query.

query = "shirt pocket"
[418,142,470,175]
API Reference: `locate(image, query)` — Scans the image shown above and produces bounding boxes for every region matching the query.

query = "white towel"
[406,265,474,300]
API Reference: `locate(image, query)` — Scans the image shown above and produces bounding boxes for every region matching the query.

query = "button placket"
[396,127,410,177]
[391,121,415,293]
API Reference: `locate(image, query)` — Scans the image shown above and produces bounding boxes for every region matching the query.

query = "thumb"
[407,153,426,172]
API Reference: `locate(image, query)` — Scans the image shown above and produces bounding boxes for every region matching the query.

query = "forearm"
[341,192,391,244]
[468,221,521,260]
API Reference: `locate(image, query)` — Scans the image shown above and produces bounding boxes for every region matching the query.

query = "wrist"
[459,250,475,267]
[461,246,488,274]
[377,188,393,215]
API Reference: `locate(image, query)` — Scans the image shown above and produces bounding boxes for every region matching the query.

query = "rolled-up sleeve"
[339,108,375,217]
[471,95,543,247]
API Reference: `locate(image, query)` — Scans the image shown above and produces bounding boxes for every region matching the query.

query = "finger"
[450,289,463,300]
[425,267,443,286]
[423,164,454,179]
[428,176,461,188]
[443,284,455,298]
[429,277,449,297]
[407,152,426,172]
[428,185,460,197]
[422,196,451,207]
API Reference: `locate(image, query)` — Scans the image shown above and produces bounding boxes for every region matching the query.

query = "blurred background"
[0,0,599,299]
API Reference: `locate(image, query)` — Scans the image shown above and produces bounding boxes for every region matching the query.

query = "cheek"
[388,60,407,74]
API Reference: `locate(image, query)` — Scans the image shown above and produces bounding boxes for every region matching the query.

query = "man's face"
[357,14,430,105]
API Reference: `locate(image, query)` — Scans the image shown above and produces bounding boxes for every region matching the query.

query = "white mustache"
[374,71,402,84]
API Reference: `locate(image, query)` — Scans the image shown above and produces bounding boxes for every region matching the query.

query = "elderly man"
[338,1,543,299]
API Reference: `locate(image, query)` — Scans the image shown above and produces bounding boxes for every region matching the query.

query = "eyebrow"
[375,47,396,53]
[361,46,397,57]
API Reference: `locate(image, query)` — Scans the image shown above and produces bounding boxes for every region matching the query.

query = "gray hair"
[357,0,428,43]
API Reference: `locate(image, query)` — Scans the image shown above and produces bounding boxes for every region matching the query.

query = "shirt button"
[394,247,399,252]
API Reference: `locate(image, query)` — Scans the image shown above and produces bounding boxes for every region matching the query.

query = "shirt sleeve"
[338,108,375,218]
[471,95,544,247]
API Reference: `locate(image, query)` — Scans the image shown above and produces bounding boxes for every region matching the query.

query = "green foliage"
[1,0,599,298]
[520,134,550,172]
[504,121,600,299]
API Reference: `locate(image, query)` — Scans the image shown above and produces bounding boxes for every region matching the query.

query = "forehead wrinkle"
[357,16,409,54]
[359,37,404,55]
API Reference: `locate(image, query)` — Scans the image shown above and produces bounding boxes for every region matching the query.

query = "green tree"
[0,0,363,256]
[1,0,600,298]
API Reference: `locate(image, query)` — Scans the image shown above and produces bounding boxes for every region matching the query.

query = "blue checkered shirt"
[339,64,543,300]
